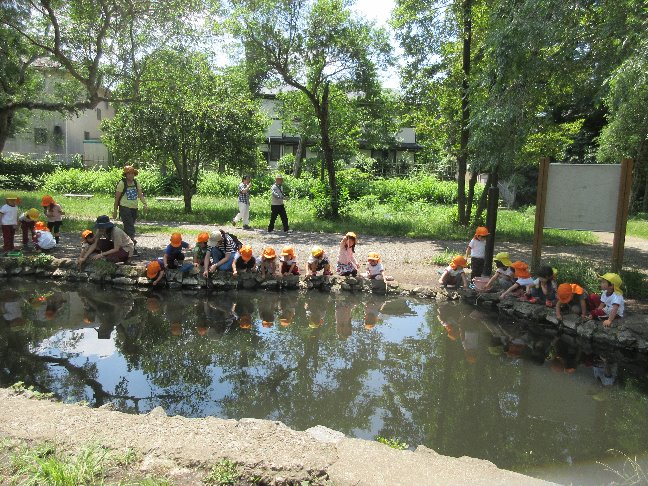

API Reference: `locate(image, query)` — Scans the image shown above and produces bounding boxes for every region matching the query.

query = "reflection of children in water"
[258,298,276,328]
[79,289,133,339]
[234,299,255,330]
[364,300,382,330]
[0,289,26,327]
[592,356,618,386]
[305,300,326,329]
[335,300,355,340]
[278,295,296,327]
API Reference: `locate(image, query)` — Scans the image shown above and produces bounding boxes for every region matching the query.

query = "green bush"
[0,153,82,190]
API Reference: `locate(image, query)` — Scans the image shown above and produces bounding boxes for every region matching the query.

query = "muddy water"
[2,280,648,484]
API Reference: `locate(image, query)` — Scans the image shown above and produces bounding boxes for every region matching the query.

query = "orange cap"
[510,261,530,279]
[123,165,138,176]
[262,320,274,328]
[170,232,182,248]
[196,326,208,336]
[147,260,161,279]
[34,221,49,232]
[81,229,93,241]
[557,283,584,304]
[196,232,209,243]
[41,195,54,207]
[239,315,252,329]
[450,255,468,269]
[475,226,490,237]
[279,318,291,327]
[367,252,381,262]
[147,297,161,313]
[239,244,253,261]
[281,245,295,259]
[262,247,276,259]
[170,322,182,336]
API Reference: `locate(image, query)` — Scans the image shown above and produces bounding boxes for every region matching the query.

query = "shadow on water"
[2,279,648,484]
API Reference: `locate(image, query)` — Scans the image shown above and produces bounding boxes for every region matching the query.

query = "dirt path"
[50,224,648,287]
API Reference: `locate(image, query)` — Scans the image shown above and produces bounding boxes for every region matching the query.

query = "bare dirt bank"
[0,389,553,485]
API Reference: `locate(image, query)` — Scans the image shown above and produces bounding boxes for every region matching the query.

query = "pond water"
[2,280,648,484]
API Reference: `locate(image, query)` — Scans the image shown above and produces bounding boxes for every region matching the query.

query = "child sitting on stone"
[364,252,385,280]
[193,232,210,270]
[526,265,557,307]
[591,272,624,327]
[164,232,191,270]
[500,261,535,300]
[33,221,56,252]
[438,255,469,289]
[483,252,514,291]
[259,247,278,278]
[147,258,166,286]
[280,246,299,276]
[307,246,332,276]
[233,245,257,277]
[556,283,590,320]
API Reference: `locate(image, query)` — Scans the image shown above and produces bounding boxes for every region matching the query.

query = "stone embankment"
[465,289,648,355]
[0,389,553,485]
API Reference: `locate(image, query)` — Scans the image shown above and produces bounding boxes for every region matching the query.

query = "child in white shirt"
[466,226,489,277]
[0,195,20,252]
[438,255,469,288]
[592,272,624,327]
[364,252,385,280]
[33,221,56,251]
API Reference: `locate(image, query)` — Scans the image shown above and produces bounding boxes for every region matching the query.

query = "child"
[33,221,56,251]
[466,226,489,278]
[0,194,20,252]
[500,261,535,299]
[77,229,99,265]
[556,283,589,320]
[280,245,299,275]
[308,246,332,276]
[146,258,166,286]
[364,252,385,280]
[438,255,469,288]
[18,208,40,250]
[591,273,624,327]
[259,247,278,278]
[164,232,191,270]
[41,195,64,244]
[233,244,257,277]
[483,252,514,291]
[526,265,557,306]
[337,232,359,276]
[193,232,210,269]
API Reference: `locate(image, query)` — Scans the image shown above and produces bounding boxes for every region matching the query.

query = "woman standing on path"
[113,166,147,256]
[268,175,289,233]
[232,175,252,229]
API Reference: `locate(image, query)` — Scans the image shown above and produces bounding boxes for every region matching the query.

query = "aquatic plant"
[375,436,409,450]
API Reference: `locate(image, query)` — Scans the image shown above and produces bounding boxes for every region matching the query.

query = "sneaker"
[528,297,538,304]
[243,225,251,230]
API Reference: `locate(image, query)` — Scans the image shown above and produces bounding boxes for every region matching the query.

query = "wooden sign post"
[612,158,633,272]
[531,157,550,270]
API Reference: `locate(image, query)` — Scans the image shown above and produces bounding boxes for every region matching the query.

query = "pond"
[2,280,648,484]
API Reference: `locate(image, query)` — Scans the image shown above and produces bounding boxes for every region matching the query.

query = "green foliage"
[431,248,455,266]
[0,153,81,190]
[376,436,409,450]
[277,153,296,175]
[9,381,54,400]
[204,459,240,486]
[312,181,351,219]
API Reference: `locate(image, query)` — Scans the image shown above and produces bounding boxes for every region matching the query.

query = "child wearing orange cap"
[233,244,257,277]
[363,252,385,280]
[164,232,191,269]
[41,195,64,244]
[337,232,359,276]
[556,283,589,320]
[592,273,624,327]
[33,221,56,251]
[259,247,278,278]
[146,258,166,286]
[0,194,20,252]
[193,232,210,269]
[280,245,299,275]
[307,246,332,276]
[77,229,99,266]
[500,261,535,299]
[438,255,469,288]
[466,226,489,278]
[18,208,40,250]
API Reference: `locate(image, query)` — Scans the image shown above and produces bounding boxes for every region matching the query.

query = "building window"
[84,131,90,140]
[53,125,63,148]
[270,143,281,161]
[34,128,48,145]
[96,108,102,121]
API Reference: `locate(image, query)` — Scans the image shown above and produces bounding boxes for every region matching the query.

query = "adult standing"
[113,165,147,255]
[78,215,134,265]
[232,175,252,230]
[268,175,289,233]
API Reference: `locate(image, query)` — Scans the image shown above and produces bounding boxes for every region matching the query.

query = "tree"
[0,0,206,152]
[229,0,391,218]
[102,50,266,213]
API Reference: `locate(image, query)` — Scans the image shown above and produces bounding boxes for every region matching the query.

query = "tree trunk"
[475,170,498,222]
[457,0,473,225]
[319,82,339,218]
[466,171,478,224]
[0,109,16,154]
[293,136,306,178]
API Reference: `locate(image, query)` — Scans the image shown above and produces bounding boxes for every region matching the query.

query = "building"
[2,66,114,166]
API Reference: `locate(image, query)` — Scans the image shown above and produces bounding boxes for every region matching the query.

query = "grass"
[375,436,409,450]
[627,212,648,239]
[204,459,241,485]
[4,191,597,245]
[0,440,174,486]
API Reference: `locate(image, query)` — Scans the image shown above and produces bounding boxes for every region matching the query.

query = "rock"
[305,425,345,443]
[341,282,352,291]
[261,280,280,291]
[52,268,67,278]
[9,267,21,275]
[112,277,136,286]
[147,406,167,418]
[169,282,182,290]
[183,277,198,286]
[137,277,151,286]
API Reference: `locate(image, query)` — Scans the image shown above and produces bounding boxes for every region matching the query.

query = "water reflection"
[2,281,648,481]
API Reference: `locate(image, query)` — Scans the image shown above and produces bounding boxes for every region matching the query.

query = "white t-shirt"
[515,277,535,287]
[496,267,514,279]
[469,238,486,258]
[367,262,384,277]
[600,291,624,317]
[445,265,464,277]
[35,230,56,250]
[0,204,18,225]
[532,278,557,290]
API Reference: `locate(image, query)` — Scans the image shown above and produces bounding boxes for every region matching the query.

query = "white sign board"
[544,164,621,232]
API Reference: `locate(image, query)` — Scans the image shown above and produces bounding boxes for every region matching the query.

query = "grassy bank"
[4,191,596,246]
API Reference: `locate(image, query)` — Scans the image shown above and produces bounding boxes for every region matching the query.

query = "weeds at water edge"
[597,450,648,485]
[375,436,409,450]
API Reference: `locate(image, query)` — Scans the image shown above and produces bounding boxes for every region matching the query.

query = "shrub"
[0,153,81,190]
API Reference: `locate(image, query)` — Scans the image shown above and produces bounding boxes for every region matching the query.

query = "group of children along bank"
[144,231,386,287]
[438,226,625,328]
[0,194,64,254]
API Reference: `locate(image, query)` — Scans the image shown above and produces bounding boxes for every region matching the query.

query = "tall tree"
[102,50,266,212]
[229,0,391,218]
[0,0,207,152]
